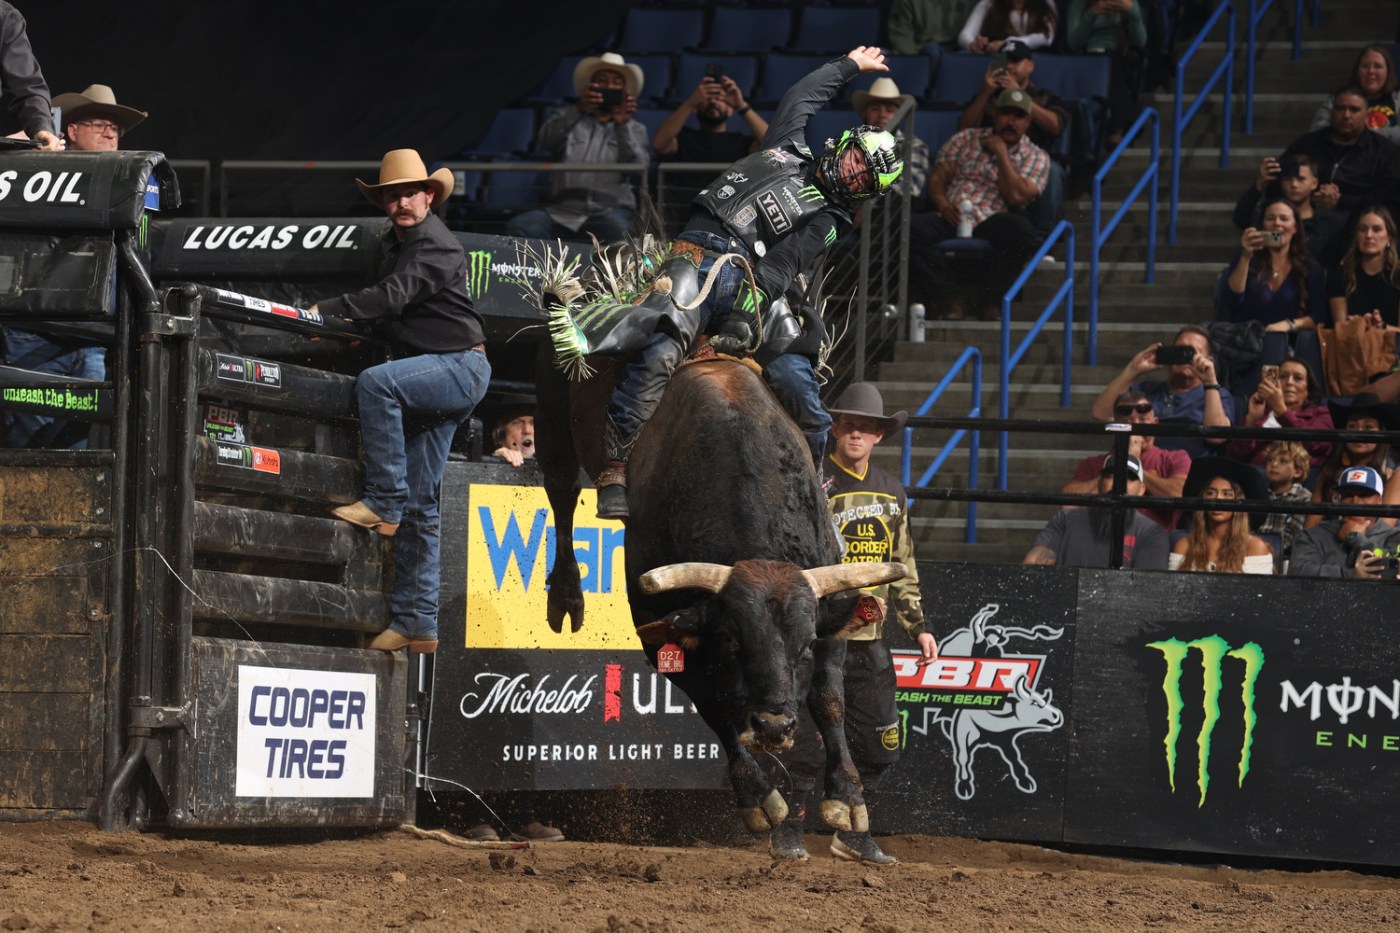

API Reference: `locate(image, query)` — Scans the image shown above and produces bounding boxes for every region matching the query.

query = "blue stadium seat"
[526,56,586,104]
[932,53,992,104]
[626,53,675,105]
[464,108,537,159]
[804,109,857,156]
[755,53,833,106]
[478,167,544,214]
[674,53,760,106]
[702,7,792,52]
[616,8,706,53]
[630,107,672,143]
[1032,54,1112,103]
[881,55,935,102]
[916,110,965,151]
[790,7,881,53]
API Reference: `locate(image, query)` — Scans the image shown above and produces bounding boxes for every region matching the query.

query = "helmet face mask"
[817,125,903,203]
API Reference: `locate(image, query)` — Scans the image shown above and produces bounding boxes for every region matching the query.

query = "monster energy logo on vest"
[1147,635,1263,806]
[468,250,492,298]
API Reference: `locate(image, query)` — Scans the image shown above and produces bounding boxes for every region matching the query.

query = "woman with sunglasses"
[1228,355,1333,473]
[1170,459,1275,575]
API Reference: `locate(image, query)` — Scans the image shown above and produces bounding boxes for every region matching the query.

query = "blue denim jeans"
[356,347,490,641]
[504,207,634,243]
[607,232,748,442]
[764,352,830,468]
[3,326,105,449]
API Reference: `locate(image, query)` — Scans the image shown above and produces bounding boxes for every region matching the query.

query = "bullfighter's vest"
[692,146,846,257]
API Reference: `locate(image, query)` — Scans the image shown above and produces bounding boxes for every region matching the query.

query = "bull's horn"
[802,562,906,598]
[639,562,733,594]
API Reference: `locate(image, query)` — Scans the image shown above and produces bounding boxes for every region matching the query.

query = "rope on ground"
[397,823,529,850]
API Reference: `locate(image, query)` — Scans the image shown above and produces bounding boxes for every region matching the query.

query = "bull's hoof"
[546,602,582,635]
[738,806,773,834]
[761,789,788,825]
[819,800,869,833]
[547,604,564,634]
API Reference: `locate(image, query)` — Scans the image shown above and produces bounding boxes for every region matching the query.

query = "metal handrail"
[1090,107,1159,367]
[1245,0,1274,132]
[1171,0,1234,244]
[997,219,1074,491]
[900,346,982,544]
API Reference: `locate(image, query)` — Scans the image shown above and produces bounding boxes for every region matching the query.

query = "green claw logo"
[468,250,492,298]
[1147,635,1264,807]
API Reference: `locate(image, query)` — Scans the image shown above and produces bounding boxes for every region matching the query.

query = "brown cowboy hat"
[355,149,454,205]
[572,52,644,99]
[827,382,907,433]
[51,84,147,131]
[1183,457,1270,502]
[1327,392,1400,432]
[852,77,913,116]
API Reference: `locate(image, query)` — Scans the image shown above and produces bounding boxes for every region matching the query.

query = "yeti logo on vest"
[236,665,377,797]
[757,191,791,233]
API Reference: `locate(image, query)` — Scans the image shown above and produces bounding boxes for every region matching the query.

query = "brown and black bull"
[535,353,904,834]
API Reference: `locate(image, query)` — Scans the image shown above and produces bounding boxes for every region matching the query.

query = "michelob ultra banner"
[464,483,635,650]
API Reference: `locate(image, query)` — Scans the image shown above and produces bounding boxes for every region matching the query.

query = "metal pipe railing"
[900,346,982,544]
[1090,107,1159,368]
[1171,0,1234,244]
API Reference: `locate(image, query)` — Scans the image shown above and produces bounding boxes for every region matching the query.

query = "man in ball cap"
[311,149,491,653]
[505,52,651,244]
[1289,466,1400,579]
[1025,452,1169,568]
[52,83,145,152]
[910,84,1050,320]
[768,383,935,866]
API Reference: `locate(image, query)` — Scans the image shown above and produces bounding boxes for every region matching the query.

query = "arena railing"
[996,219,1075,491]
[1089,107,1159,367]
[1246,0,1323,133]
[1171,0,1234,244]
[900,415,1400,563]
[900,346,982,544]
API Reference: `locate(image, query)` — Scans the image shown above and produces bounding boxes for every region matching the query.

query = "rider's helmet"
[815,125,903,203]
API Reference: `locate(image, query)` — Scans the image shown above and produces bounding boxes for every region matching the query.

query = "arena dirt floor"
[5,820,1400,932]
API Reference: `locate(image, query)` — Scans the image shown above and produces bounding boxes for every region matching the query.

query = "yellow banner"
[462,484,638,650]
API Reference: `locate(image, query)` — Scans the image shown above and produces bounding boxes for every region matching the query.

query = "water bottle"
[957,200,974,238]
[909,303,926,343]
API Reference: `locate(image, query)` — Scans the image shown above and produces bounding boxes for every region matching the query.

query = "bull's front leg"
[807,639,868,833]
[676,676,787,834]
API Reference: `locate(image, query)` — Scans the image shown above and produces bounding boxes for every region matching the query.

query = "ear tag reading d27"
[657,643,685,673]
[855,595,885,624]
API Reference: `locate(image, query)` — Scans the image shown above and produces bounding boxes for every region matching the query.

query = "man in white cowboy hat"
[52,83,146,152]
[0,1,61,151]
[2,84,148,447]
[504,51,650,244]
[310,149,491,654]
[852,76,929,195]
[768,382,935,866]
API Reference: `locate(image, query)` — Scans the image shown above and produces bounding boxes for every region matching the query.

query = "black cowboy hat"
[1183,457,1270,502]
[1327,392,1400,432]
[827,383,907,432]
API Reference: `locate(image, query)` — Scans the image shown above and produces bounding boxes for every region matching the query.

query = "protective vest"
[692,145,850,257]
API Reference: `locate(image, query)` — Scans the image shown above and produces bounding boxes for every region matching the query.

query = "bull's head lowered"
[635,558,906,752]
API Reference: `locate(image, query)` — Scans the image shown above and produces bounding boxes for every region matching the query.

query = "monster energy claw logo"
[1147,635,1264,807]
[798,184,825,204]
[468,250,492,297]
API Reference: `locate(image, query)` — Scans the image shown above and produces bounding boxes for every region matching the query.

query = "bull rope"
[398,824,529,850]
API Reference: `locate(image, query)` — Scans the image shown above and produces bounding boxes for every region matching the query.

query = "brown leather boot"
[596,459,628,520]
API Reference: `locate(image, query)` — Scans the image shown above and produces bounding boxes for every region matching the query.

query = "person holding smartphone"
[1233,155,1347,265]
[503,52,650,244]
[1220,198,1327,330]
[1228,356,1333,472]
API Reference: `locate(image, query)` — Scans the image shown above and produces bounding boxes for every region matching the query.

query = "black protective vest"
[692,145,846,257]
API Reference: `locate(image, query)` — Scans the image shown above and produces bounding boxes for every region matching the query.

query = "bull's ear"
[639,562,733,594]
[816,593,885,640]
[802,562,905,598]
[635,608,704,651]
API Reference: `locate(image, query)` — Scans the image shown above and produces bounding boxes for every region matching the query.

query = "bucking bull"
[535,346,905,835]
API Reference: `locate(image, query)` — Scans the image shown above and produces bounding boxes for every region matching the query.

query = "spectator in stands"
[956,40,1067,241]
[1061,389,1189,529]
[1258,439,1313,560]
[652,73,768,232]
[1281,87,1400,217]
[489,398,536,467]
[1289,465,1400,579]
[313,150,491,654]
[1308,45,1400,144]
[0,2,61,151]
[1220,199,1327,330]
[504,53,650,244]
[1065,0,1148,145]
[853,77,930,197]
[959,0,1058,53]
[1328,207,1400,328]
[1024,453,1169,568]
[908,87,1049,320]
[1305,393,1399,529]
[2,83,148,449]
[1170,458,1275,574]
[1090,325,1235,459]
[1233,156,1347,266]
[887,0,975,70]
[1228,356,1333,472]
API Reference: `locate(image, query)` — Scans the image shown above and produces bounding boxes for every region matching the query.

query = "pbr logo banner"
[1064,570,1400,867]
